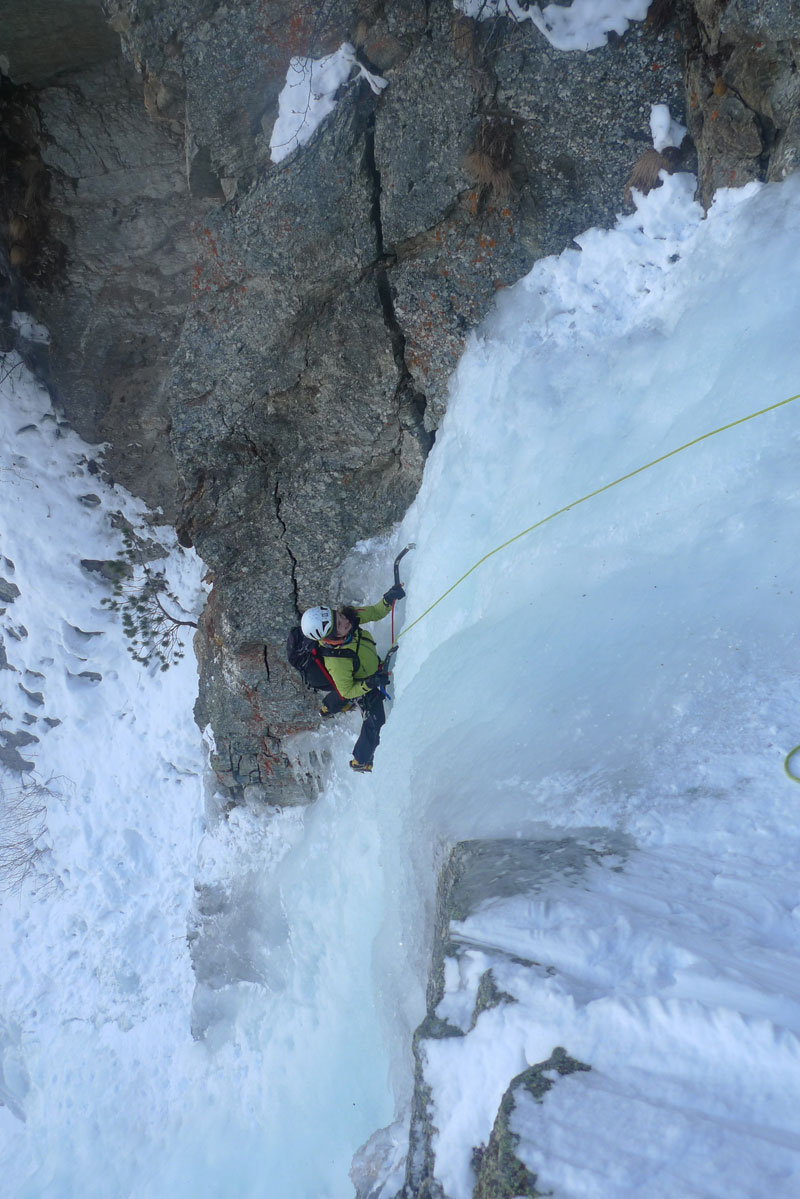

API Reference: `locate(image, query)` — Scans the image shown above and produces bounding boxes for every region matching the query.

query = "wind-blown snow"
[649,101,686,152]
[3,159,800,1198]
[453,0,652,53]
[270,42,387,164]
[9,312,49,344]
[0,364,209,1192]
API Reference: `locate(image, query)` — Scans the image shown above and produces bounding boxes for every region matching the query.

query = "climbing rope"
[391,390,800,777]
[784,746,800,784]
[396,391,800,642]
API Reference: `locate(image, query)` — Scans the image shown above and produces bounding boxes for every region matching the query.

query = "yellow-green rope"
[785,746,800,783]
[393,390,800,779]
[396,391,800,643]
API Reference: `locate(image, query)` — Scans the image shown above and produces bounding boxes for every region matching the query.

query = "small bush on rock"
[101,529,196,672]
[464,111,517,200]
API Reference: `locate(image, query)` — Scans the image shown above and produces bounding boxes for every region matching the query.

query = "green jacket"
[319,598,392,699]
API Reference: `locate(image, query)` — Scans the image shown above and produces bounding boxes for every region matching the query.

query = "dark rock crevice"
[273,475,301,620]
[363,109,434,457]
[1,12,201,517]
[0,75,69,346]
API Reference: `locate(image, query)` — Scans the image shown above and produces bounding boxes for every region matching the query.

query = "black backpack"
[286,626,358,693]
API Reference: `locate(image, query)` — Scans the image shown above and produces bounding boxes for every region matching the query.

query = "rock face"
[0,0,199,516]
[471,1049,592,1199]
[114,0,690,803]
[388,838,615,1199]
[1,0,799,801]
[685,0,800,204]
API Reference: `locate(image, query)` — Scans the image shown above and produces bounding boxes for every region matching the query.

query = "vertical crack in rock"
[364,112,434,456]
[0,76,68,347]
[723,77,776,173]
[273,476,300,619]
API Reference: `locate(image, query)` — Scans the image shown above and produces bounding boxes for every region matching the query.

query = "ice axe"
[386,542,415,670]
[393,542,415,585]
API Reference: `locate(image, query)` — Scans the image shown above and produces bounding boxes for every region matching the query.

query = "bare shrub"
[464,150,512,199]
[623,145,683,204]
[0,353,25,390]
[0,779,50,893]
[464,112,516,199]
[100,525,197,672]
[645,0,676,31]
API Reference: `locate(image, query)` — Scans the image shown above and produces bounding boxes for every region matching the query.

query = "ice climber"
[300,582,405,773]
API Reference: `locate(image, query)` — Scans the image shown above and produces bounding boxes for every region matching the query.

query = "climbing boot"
[349,758,373,773]
[320,701,355,718]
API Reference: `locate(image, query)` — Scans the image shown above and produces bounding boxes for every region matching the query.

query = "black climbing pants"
[320,687,386,766]
[353,689,386,767]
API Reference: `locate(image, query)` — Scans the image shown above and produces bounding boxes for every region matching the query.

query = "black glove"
[383,582,405,604]
[364,667,390,691]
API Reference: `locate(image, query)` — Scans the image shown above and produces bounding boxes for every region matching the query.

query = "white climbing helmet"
[301,605,334,641]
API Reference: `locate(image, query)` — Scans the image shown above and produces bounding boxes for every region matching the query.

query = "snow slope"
[3,164,800,1198]
[0,364,208,1193]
